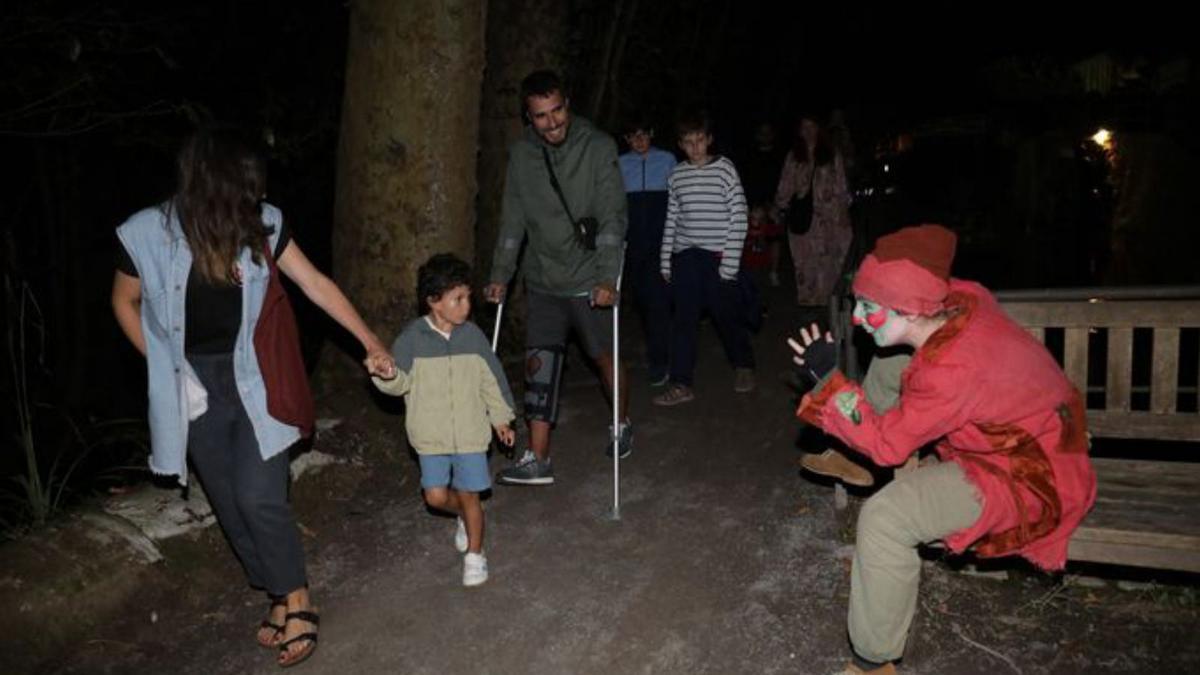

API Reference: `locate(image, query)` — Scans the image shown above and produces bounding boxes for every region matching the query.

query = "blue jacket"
[619,146,676,194]
[620,147,676,254]
[116,202,297,485]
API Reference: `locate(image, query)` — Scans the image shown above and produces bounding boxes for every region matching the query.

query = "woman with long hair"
[112,127,394,668]
[774,114,853,308]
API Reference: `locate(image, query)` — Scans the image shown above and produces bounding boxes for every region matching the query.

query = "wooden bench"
[996,288,1200,573]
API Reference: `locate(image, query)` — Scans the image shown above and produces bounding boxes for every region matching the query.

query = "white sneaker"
[454,517,468,553]
[463,552,488,587]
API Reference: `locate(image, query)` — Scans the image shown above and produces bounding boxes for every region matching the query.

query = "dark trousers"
[668,248,755,387]
[626,191,671,379]
[627,247,671,379]
[187,352,306,596]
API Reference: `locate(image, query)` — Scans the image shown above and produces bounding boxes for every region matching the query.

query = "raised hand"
[786,322,837,384]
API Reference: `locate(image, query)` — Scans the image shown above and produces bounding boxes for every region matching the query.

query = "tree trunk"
[587,0,626,122]
[323,0,487,382]
[602,0,639,130]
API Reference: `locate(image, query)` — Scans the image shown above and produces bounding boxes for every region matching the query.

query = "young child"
[742,204,781,278]
[655,110,755,405]
[372,253,516,586]
[741,203,780,325]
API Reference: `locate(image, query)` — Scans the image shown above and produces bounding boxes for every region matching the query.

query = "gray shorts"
[525,289,614,358]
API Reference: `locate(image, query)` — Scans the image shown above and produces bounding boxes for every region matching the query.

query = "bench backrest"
[997,295,1200,443]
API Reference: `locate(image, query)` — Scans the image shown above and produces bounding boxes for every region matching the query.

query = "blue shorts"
[418,452,491,492]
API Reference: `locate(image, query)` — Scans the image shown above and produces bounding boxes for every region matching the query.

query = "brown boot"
[800,449,875,487]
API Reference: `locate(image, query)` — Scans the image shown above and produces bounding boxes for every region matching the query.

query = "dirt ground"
[8,284,1200,675]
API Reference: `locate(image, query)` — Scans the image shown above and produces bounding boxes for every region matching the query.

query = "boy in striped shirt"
[654,111,756,406]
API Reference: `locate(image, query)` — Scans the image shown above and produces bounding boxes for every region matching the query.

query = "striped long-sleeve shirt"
[660,156,748,280]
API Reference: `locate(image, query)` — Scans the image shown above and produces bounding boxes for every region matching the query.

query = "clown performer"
[787,224,1096,675]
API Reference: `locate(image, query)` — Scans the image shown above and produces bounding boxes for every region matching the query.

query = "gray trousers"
[848,353,983,663]
[187,352,307,596]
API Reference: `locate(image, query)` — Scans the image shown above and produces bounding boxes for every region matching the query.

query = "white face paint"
[852,297,904,347]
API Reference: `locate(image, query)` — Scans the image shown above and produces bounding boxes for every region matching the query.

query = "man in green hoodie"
[484,70,630,486]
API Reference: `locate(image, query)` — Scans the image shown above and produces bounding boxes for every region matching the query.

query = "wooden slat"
[1001,299,1200,329]
[1064,327,1089,394]
[1068,531,1200,573]
[1090,457,1200,495]
[1086,410,1200,442]
[1026,326,1045,343]
[1084,459,1200,536]
[1068,458,1200,571]
[1105,328,1132,412]
[1151,328,1180,414]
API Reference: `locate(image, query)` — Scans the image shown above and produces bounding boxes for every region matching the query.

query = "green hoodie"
[490,116,628,297]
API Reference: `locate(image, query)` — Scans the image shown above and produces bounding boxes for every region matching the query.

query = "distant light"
[1091,128,1113,149]
[883,164,890,173]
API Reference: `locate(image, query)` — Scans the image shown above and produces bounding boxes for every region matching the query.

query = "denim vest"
[116,201,300,485]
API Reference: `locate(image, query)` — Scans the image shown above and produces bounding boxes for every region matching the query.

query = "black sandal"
[277,609,320,668]
[256,595,287,648]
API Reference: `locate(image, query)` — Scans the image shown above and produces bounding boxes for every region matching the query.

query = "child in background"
[655,110,756,405]
[742,204,781,280]
[742,204,781,322]
[372,254,516,586]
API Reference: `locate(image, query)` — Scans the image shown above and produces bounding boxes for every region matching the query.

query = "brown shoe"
[653,383,695,406]
[800,449,875,487]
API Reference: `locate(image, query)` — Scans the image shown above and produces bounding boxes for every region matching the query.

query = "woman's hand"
[363,345,395,379]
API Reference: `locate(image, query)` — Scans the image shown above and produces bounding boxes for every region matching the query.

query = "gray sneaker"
[497,450,554,486]
[605,420,633,459]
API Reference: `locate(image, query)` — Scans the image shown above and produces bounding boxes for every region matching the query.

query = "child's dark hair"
[622,111,654,136]
[677,109,712,139]
[417,253,472,313]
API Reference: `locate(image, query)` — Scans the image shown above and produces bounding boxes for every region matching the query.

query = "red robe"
[798,280,1096,570]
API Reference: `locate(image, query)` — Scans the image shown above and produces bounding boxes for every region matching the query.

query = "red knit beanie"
[852,224,957,315]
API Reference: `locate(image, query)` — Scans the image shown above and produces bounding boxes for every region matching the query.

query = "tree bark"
[324,0,487,381]
[587,0,626,122]
[602,0,639,129]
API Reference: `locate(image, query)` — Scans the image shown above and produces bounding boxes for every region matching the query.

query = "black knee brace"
[524,345,565,424]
